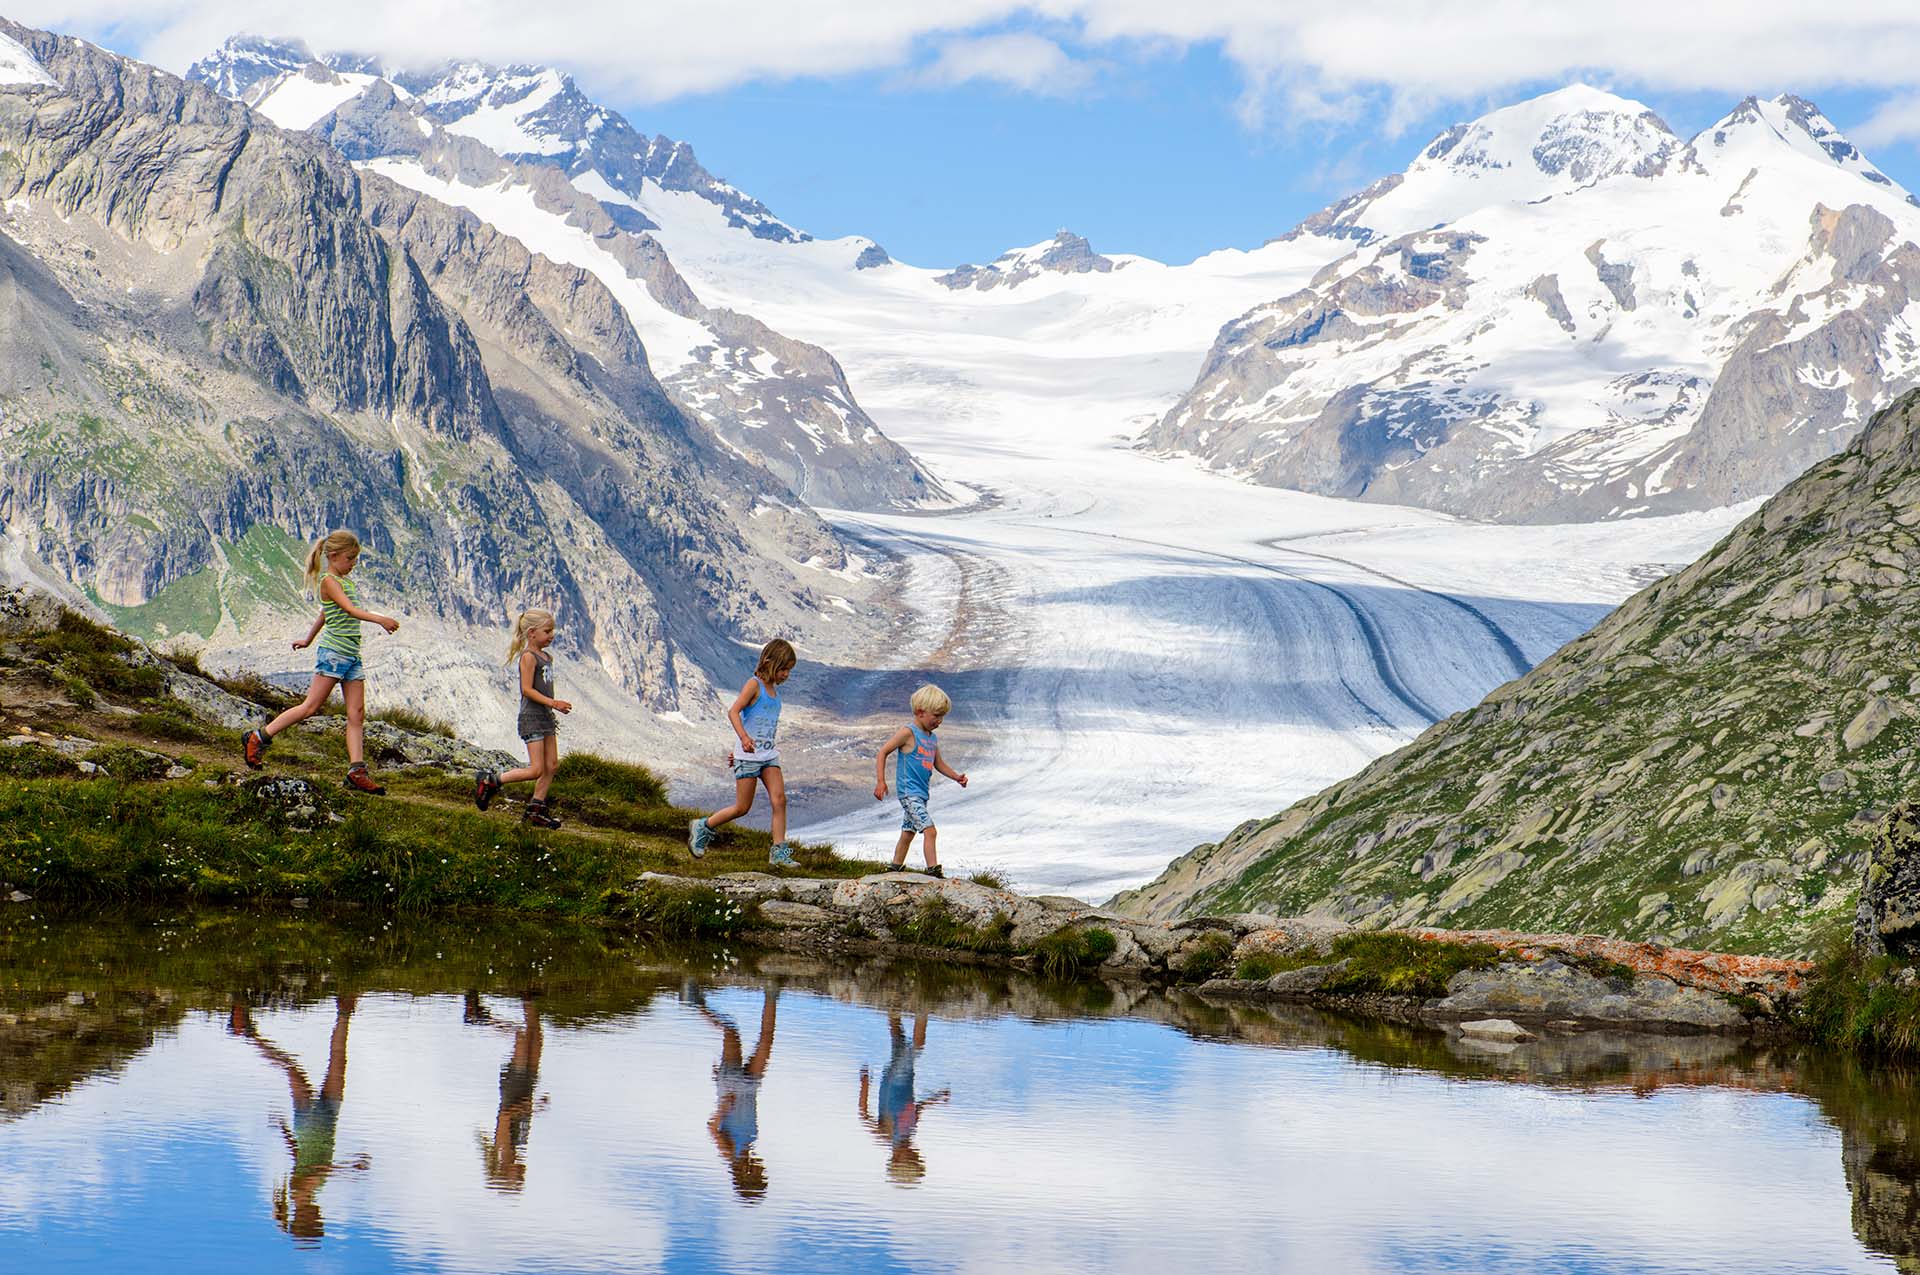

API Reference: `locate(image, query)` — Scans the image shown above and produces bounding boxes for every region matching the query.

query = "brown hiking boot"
[524,799,561,830]
[475,770,502,811]
[242,729,269,770]
[344,765,387,796]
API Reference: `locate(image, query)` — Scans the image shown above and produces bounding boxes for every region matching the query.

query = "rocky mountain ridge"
[1116,386,1920,958]
[185,34,942,512]
[0,19,872,744]
[1150,86,1920,523]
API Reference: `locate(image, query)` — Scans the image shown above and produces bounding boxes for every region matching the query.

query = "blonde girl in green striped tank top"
[241,530,401,795]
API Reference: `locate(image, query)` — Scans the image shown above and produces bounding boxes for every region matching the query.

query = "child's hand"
[554,699,573,714]
[292,637,311,650]
[737,737,755,755]
[873,781,887,800]
[378,616,401,634]
[957,773,969,788]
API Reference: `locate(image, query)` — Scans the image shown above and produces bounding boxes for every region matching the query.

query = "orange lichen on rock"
[1410,927,1812,997]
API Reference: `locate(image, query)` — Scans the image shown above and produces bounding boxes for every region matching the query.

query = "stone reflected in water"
[0,907,1915,1273]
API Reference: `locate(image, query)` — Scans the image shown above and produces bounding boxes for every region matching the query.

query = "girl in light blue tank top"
[691,639,800,868]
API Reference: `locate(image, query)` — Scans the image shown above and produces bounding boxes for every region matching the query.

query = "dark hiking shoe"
[924,865,944,879]
[525,800,562,830]
[344,765,387,796]
[242,729,269,770]
[475,770,502,811]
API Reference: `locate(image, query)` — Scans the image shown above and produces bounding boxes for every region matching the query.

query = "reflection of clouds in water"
[0,989,1886,1274]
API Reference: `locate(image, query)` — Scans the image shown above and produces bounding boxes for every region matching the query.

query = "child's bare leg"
[341,680,367,766]
[705,777,758,832]
[922,826,939,870]
[499,740,543,786]
[532,737,559,801]
[890,830,914,867]
[763,767,787,844]
[263,675,336,737]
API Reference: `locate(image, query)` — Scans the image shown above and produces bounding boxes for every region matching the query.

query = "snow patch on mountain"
[0,31,54,87]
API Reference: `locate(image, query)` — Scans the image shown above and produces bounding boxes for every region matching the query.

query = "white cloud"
[1854,92,1920,147]
[912,32,1091,95]
[14,0,1920,128]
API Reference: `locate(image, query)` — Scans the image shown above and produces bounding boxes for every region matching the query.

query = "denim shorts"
[899,793,933,832]
[733,757,780,781]
[314,648,365,683]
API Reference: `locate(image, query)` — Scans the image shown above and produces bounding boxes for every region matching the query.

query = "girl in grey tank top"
[476,609,573,829]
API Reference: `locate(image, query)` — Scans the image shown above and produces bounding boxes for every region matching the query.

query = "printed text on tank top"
[896,725,936,800]
[736,676,783,762]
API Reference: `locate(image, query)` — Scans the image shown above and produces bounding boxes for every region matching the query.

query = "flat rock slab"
[1458,1018,1534,1043]
[1435,959,1745,1031]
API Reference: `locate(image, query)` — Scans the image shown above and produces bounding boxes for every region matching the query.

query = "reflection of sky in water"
[0,984,1894,1274]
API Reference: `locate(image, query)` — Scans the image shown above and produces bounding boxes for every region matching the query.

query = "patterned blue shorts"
[314,648,365,683]
[898,793,934,833]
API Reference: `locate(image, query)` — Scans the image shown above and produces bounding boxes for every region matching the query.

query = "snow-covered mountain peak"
[1412,85,1679,185]
[184,34,313,100]
[1695,93,1912,201]
[934,230,1118,291]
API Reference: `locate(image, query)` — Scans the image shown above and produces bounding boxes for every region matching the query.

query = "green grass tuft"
[1799,941,1920,1058]
[1176,930,1235,982]
[371,706,456,738]
[82,746,177,782]
[892,895,1014,953]
[129,708,221,744]
[1031,925,1118,979]
[605,881,756,940]
[0,744,79,780]
[1318,932,1505,999]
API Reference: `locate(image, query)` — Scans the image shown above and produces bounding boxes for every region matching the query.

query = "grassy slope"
[0,610,887,917]
[1115,390,1920,958]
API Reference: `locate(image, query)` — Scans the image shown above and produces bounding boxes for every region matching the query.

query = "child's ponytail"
[304,530,362,595]
[506,609,556,664]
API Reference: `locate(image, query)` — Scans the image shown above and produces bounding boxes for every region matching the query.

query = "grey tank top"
[525,650,554,706]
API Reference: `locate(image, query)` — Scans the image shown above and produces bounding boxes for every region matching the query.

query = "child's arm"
[874,727,911,799]
[727,679,760,753]
[933,749,969,788]
[519,652,572,712]
[292,610,324,650]
[320,575,400,633]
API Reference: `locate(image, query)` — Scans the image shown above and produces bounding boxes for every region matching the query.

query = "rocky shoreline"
[645,868,1812,1037]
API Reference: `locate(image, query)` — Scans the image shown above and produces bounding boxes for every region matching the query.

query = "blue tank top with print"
[739,676,781,748]
[896,725,936,800]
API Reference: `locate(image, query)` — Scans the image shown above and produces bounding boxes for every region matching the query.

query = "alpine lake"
[2,906,1915,1274]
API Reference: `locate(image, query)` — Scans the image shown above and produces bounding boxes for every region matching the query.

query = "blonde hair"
[910,683,951,715]
[506,608,556,663]
[303,530,361,593]
[754,638,796,684]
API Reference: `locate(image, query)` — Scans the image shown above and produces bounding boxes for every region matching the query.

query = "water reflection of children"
[470,995,546,1190]
[693,986,777,1202]
[228,992,368,1240]
[858,1013,951,1183]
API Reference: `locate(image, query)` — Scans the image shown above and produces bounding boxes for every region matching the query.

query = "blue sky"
[21,3,1920,268]
[635,65,1920,268]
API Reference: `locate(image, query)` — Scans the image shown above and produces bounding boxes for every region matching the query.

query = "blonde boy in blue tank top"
[874,684,969,878]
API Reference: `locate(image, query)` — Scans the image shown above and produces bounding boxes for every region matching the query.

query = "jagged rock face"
[1115,389,1920,958]
[1155,87,1920,524]
[934,231,1117,292]
[188,35,938,513]
[1858,802,1920,958]
[0,20,854,711]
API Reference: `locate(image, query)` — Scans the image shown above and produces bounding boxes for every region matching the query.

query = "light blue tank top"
[739,676,781,748]
[896,725,936,800]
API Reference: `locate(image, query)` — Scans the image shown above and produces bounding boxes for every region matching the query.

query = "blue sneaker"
[768,843,797,868]
[688,817,711,859]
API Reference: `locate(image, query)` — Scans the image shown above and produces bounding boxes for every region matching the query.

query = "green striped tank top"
[316,572,362,658]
